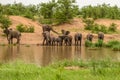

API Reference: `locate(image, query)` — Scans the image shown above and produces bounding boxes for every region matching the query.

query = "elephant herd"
[42,25,104,46]
[3,25,104,46]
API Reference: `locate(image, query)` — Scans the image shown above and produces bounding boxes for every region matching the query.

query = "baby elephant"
[55,36,63,46]
[74,33,82,46]
[50,36,56,46]
[3,28,21,44]
[98,32,104,40]
[64,35,72,46]
[86,33,93,42]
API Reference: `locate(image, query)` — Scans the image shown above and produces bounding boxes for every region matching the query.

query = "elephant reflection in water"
[42,46,53,66]
[74,46,82,59]
[3,45,20,62]
[55,46,73,60]
[42,46,73,66]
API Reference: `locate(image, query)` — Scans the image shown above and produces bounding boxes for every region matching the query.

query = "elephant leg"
[75,40,76,45]
[69,40,72,46]
[42,38,46,45]
[53,41,55,46]
[8,39,10,44]
[17,38,20,44]
[11,38,13,44]
[61,40,63,46]
[77,41,78,46]
[80,40,82,46]
[50,42,52,46]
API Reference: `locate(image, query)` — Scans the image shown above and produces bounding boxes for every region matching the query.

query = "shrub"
[83,19,117,34]
[26,25,34,33]
[105,40,120,48]
[105,40,120,51]
[16,24,25,32]
[83,18,94,30]
[94,40,104,47]
[16,24,34,33]
[85,40,93,47]
[92,24,100,33]
[112,45,120,51]
[108,23,117,32]
[0,15,11,29]
[100,25,108,33]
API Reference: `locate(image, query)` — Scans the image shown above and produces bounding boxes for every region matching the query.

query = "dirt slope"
[0,16,120,45]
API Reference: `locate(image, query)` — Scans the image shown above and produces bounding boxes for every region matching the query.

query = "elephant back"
[42,25,52,32]
[98,32,104,40]
[8,30,21,38]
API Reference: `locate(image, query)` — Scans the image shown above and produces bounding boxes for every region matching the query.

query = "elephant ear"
[3,28,10,35]
[65,31,70,35]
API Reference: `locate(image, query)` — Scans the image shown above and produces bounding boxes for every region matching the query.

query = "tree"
[54,0,78,24]
[0,15,11,29]
[40,0,56,19]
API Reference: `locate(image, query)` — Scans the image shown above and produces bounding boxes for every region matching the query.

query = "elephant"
[42,31,51,46]
[55,36,63,46]
[42,25,59,34]
[74,33,82,46]
[61,29,70,35]
[86,33,93,42]
[98,32,104,40]
[50,36,56,46]
[3,28,21,44]
[64,35,72,46]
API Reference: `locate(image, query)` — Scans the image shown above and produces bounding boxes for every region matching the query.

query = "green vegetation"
[83,18,117,33]
[85,39,105,48]
[16,24,34,33]
[1,1,120,25]
[0,60,120,80]
[80,4,120,19]
[0,0,79,25]
[85,39,120,51]
[85,40,93,47]
[0,15,11,29]
[94,40,104,47]
[39,0,78,24]
[108,23,117,32]
[105,40,120,51]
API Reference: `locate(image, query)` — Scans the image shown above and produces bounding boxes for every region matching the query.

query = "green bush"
[26,25,34,33]
[112,45,120,51]
[108,23,117,32]
[105,40,120,51]
[100,25,108,33]
[16,24,25,32]
[83,18,94,30]
[105,40,120,47]
[94,40,104,47]
[85,40,93,47]
[83,19,117,34]
[16,24,34,33]
[0,15,11,29]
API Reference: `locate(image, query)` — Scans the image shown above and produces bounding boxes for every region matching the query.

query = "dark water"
[0,45,120,66]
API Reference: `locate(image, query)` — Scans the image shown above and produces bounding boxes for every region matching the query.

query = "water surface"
[0,45,120,66]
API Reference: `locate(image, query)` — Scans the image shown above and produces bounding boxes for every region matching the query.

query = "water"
[0,45,120,66]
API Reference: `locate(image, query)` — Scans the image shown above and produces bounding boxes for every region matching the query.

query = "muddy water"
[0,45,120,66]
